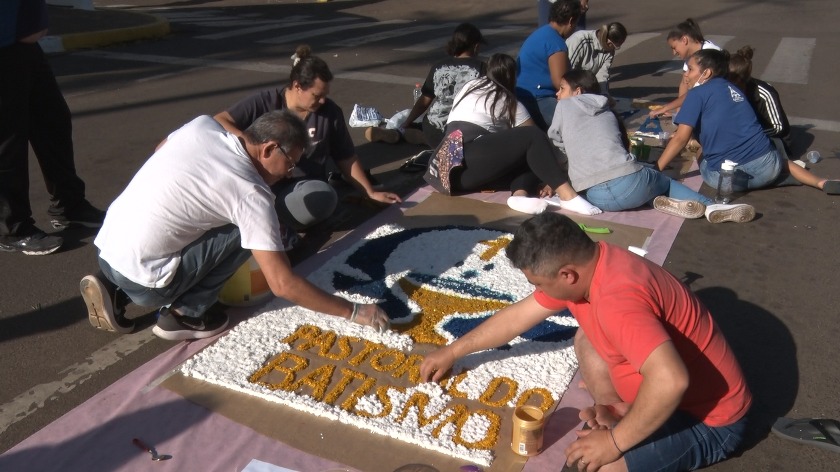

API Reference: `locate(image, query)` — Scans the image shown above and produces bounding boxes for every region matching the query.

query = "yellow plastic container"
[218,256,273,306]
[511,405,545,456]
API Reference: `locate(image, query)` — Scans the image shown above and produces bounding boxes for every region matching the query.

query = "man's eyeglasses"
[607,39,622,51]
[274,146,296,170]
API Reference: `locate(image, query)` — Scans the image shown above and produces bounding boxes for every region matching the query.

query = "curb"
[39,11,170,54]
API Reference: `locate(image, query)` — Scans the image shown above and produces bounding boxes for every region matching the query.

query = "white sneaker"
[652,196,706,219]
[705,203,756,223]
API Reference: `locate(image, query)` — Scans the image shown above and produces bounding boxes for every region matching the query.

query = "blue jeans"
[536,96,558,130]
[584,166,713,212]
[699,148,783,192]
[515,88,556,131]
[624,410,750,472]
[98,224,252,318]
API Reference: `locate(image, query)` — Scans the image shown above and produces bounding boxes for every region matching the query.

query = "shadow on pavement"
[695,286,799,449]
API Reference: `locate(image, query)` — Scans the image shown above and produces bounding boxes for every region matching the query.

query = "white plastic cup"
[806,150,821,164]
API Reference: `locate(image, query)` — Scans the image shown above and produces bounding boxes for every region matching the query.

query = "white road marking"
[705,34,735,50]
[74,51,839,132]
[0,329,158,434]
[480,40,521,58]
[761,37,816,85]
[615,32,660,54]
[658,35,736,75]
[790,116,840,133]
[259,19,412,45]
[197,17,356,40]
[151,10,222,19]
[395,25,529,53]
[77,51,419,85]
[332,22,459,48]
[79,50,291,72]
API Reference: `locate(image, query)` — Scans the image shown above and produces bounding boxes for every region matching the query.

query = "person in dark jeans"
[0,0,105,256]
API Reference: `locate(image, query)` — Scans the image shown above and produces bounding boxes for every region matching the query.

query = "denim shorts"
[623,410,750,472]
[700,148,783,192]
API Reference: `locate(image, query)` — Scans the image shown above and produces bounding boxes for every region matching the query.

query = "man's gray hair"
[243,110,310,153]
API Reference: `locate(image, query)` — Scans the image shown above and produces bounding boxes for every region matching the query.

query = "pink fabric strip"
[2,175,696,471]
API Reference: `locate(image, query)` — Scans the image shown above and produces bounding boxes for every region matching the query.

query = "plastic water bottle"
[715,160,737,204]
[413,83,422,102]
[807,150,821,164]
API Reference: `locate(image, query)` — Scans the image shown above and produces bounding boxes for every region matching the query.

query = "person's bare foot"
[579,403,628,429]
[364,127,400,143]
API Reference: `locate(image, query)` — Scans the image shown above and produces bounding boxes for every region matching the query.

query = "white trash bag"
[348,104,384,128]
[384,108,425,129]
[384,109,410,130]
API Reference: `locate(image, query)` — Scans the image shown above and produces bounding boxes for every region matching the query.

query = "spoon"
[132,438,172,461]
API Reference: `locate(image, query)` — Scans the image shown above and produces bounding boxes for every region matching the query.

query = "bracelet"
[609,428,624,455]
[349,303,359,323]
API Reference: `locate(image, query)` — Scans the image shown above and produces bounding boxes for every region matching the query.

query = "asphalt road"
[2,0,839,470]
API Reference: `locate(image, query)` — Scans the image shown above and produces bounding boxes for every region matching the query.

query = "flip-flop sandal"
[771,417,840,454]
[822,180,840,195]
[399,150,433,173]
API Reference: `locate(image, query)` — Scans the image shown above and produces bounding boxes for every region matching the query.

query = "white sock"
[557,195,602,215]
[507,196,548,214]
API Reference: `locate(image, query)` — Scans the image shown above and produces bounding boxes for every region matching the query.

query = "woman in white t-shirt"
[444,53,600,215]
[650,18,721,119]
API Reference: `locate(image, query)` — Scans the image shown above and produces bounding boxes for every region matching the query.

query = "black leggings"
[451,126,569,195]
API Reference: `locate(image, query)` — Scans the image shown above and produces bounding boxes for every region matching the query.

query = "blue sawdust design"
[441,310,577,349]
[329,226,573,348]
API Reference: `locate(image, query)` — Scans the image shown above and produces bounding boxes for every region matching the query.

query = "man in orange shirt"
[420,212,752,472]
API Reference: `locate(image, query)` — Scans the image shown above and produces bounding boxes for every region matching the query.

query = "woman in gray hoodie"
[547,70,755,223]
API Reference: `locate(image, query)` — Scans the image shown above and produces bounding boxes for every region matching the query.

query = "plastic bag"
[348,104,384,128]
[384,109,411,130]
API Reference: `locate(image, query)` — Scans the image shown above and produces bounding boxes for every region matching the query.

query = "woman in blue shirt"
[516,0,581,130]
[656,49,840,196]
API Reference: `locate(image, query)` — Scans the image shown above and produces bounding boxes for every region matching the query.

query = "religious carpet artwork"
[180,225,580,466]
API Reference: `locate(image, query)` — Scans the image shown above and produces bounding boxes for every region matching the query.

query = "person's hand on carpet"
[566,427,623,472]
[367,190,403,204]
[351,303,392,332]
[419,346,456,383]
